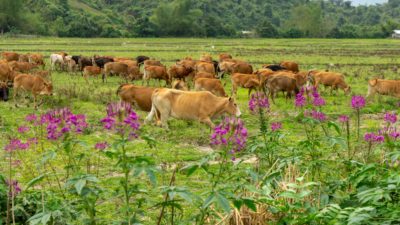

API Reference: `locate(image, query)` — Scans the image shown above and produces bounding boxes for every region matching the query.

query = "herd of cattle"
[0,51,399,128]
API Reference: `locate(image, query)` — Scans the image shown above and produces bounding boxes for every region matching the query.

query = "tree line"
[0,0,399,38]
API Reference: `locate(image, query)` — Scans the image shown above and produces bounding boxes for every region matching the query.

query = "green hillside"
[0,0,400,38]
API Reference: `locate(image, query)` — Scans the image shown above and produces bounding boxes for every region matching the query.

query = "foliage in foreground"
[1,88,399,225]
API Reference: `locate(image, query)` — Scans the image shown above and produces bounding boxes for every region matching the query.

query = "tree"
[0,0,24,33]
[256,20,278,38]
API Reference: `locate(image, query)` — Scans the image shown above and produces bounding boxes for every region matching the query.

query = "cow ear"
[228,97,233,102]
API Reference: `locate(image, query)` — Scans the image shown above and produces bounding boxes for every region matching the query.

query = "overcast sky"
[351,0,388,5]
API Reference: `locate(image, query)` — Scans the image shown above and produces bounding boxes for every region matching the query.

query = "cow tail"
[116,84,126,96]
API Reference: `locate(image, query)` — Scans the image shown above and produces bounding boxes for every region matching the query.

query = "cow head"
[40,82,53,95]
[368,79,378,87]
[344,86,351,95]
[225,97,241,117]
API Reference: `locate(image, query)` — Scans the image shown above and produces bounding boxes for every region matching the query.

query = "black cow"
[92,57,114,68]
[212,60,221,73]
[264,64,287,71]
[136,56,150,66]
[0,83,9,101]
[72,56,81,65]
[78,57,93,71]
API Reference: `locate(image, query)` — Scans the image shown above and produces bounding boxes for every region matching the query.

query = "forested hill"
[1,0,400,38]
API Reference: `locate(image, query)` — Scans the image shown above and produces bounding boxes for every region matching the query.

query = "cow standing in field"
[231,73,261,98]
[92,56,114,68]
[2,52,19,62]
[50,54,65,71]
[78,56,93,72]
[194,78,227,97]
[0,63,15,83]
[367,79,400,99]
[103,62,128,83]
[29,53,46,69]
[145,89,241,129]
[9,61,38,73]
[136,56,150,67]
[309,71,351,95]
[280,61,299,73]
[168,64,193,82]
[265,74,299,104]
[13,74,53,109]
[83,66,102,84]
[143,65,170,86]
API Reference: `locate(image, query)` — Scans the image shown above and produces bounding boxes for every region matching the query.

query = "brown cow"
[13,74,53,109]
[143,65,170,86]
[9,61,38,73]
[280,61,299,73]
[274,71,307,89]
[33,70,51,80]
[367,79,400,99]
[144,59,162,67]
[231,73,261,98]
[113,57,134,62]
[117,84,156,112]
[18,54,30,62]
[194,78,227,97]
[0,63,14,83]
[265,75,299,103]
[28,53,46,69]
[195,61,215,75]
[127,65,142,81]
[145,89,241,129]
[103,62,129,83]
[219,53,232,62]
[168,64,193,81]
[83,66,102,84]
[219,61,253,77]
[200,54,212,62]
[172,80,189,91]
[309,71,351,95]
[2,52,19,62]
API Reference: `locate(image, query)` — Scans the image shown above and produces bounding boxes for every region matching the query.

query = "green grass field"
[0,38,399,224]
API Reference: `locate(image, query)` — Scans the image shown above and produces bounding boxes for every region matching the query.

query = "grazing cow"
[367,79,400,99]
[120,60,138,67]
[194,72,215,80]
[309,71,351,95]
[194,78,227,97]
[92,56,114,68]
[143,65,170,86]
[200,54,212,62]
[117,84,156,112]
[9,61,38,73]
[114,57,134,62]
[280,61,299,73]
[127,65,142,81]
[219,61,253,77]
[168,64,193,81]
[2,52,19,62]
[145,89,241,129]
[0,82,9,101]
[136,56,150,66]
[18,54,30,62]
[50,54,65,71]
[65,56,78,74]
[177,59,197,70]
[28,53,46,69]
[78,57,93,71]
[13,74,53,109]
[265,75,299,103]
[71,56,81,65]
[33,70,51,80]
[262,64,286,71]
[231,73,261,98]
[172,80,189,91]
[103,62,129,82]
[273,71,307,89]
[83,66,102,84]
[219,53,232,62]
[195,62,215,75]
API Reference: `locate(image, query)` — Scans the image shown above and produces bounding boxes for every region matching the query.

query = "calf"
[78,56,93,71]
[280,61,299,73]
[83,66,102,84]
[92,56,114,68]
[28,53,45,69]
[231,73,261,98]
[310,71,351,95]
[195,62,215,75]
[13,74,53,109]
[9,61,38,73]
[0,63,14,83]
[145,89,241,129]
[2,52,19,62]
[143,65,170,86]
[65,56,78,74]
[194,72,215,80]
[33,70,51,80]
[367,79,400,99]
[194,78,227,97]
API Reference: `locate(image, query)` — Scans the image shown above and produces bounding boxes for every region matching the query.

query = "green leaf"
[26,173,48,190]
[243,198,257,212]
[328,121,341,135]
[215,192,231,213]
[75,179,86,195]
[41,213,51,225]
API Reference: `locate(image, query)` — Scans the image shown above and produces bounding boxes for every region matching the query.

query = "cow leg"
[13,88,19,107]
[200,117,214,129]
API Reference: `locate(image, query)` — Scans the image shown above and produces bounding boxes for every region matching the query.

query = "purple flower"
[211,117,248,156]
[384,112,397,124]
[351,96,366,110]
[100,102,140,138]
[338,115,349,123]
[4,139,30,152]
[390,131,400,139]
[7,180,21,197]
[25,114,37,122]
[311,110,327,122]
[95,142,109,150]
[311,89,326,107]
[295,88,306,108]
[271,122,282,132]
[248,92,269,112]
[364,132,385,143]
[17,126,30,133]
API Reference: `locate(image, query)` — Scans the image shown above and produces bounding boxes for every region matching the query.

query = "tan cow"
[195,61,215,75]
[83,66,102,84]
[33,70,51,80]
[18,54,30,62]
[9,61,38,73]
[117,84,156,112]
[103,62,129,82]
[367,79,400,99]
[280,61,299,73]
[194,78,227,97]
[219,61,253,77]
[219,53,232,62]
[144,59,162,67]
[265,75,299,103]
[200,54,212,62]
[168,64,193,81]
[13,74,53,109]
[194,71,215,80]
[2,52,19,62]
[143,65,170,86]
[28,53,46,69]
[0,63,14,83]
[145,89,241,129]
[231,73,261,98]
[309,71,351,95]
[65,56,78,74]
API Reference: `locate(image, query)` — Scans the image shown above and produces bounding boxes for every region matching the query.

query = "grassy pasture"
[0,38,399,224]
